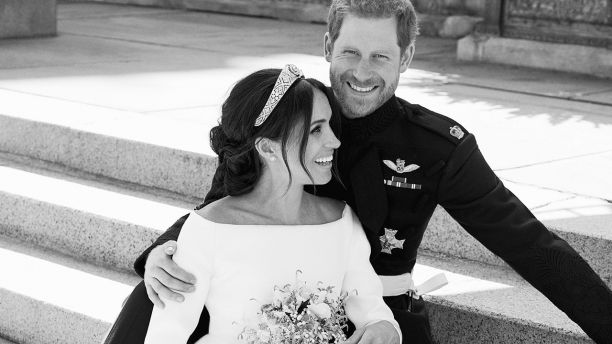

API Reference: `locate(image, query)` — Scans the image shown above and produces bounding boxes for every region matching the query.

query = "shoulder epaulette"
[396,98,468,146]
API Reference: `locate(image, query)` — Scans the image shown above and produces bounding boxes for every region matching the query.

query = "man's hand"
[144,241,197,308]
[342,321,400,344]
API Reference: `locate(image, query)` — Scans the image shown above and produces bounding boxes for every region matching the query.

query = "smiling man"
[326,10,413,120]
[104,1,612,344]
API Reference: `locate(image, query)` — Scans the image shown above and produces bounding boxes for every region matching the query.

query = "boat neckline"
[189,204,349,228]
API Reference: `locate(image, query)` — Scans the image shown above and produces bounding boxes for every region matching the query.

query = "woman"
[107,65,400,344]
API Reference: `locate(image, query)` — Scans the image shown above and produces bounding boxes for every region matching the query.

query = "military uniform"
[106,94,612,344]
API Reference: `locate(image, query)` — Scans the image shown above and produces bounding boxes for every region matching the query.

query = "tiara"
[254,64,304,127]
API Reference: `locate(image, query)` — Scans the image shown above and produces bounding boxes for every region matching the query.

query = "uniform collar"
[341,95,400,140]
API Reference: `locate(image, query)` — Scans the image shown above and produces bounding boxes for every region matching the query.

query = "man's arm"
[438,134,612,343]
[134,214,188,277]
[133,165,228,307]
[133,165,227,276]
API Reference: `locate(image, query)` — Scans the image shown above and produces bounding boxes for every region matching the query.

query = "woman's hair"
[209,68,336,197]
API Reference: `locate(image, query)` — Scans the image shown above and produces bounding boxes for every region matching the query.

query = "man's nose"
[353,58,373,82]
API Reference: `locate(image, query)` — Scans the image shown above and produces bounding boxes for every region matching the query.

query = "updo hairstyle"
[210,68,331,197]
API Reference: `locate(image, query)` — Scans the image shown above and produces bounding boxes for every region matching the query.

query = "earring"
[270,156,277,161]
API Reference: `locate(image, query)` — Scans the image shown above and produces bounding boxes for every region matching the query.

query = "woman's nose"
[327,132,341,149]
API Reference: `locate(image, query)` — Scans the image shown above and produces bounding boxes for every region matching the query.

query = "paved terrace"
[2,2,610,228]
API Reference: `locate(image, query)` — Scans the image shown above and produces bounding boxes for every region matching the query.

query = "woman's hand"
[342,321,400,344]
[143,241,197,308]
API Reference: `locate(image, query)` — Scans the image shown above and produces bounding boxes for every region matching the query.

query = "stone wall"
[87,0,331,23]
[0,0,57,38]
[503,0,612,47]
[413,0,486,17]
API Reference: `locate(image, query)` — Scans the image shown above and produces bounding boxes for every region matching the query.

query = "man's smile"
[347,81,378,93]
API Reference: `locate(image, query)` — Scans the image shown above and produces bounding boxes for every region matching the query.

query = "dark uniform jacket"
[134,95,612,343]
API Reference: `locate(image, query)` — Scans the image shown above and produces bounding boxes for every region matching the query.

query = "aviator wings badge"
[380,228,405,254]
[383,159,420,174]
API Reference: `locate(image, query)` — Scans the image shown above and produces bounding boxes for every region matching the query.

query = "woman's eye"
[310,126,322,134]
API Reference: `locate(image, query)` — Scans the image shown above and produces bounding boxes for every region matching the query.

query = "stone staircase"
[1,109,608,344]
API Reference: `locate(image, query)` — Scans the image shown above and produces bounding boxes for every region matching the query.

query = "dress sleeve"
[438,134,612,343]
[342,209,402,343]
[144,214,215,344]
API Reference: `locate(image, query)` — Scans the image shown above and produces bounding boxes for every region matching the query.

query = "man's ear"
[255,137,278,163]
[399,44,415,73]
[324,32,333,62]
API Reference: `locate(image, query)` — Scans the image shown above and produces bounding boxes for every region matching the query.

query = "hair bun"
[210,126,239,162]
[209,125,260,196]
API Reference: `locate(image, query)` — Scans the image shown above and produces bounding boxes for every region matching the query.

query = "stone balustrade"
[0,0,57,39]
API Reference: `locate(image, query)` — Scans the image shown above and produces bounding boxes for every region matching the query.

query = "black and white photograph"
[0,0,611,343]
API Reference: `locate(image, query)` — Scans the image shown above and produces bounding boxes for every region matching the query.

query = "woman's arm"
[342,209,402,343]
[144,214,215,344]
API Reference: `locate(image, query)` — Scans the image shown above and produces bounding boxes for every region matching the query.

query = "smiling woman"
[207,66,340,198]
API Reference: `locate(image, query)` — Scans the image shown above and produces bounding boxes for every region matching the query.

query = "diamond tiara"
[254,64,305,127]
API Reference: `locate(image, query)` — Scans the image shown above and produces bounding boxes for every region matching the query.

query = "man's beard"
[329,69,396,119]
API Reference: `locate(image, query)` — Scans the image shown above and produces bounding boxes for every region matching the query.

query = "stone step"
[0,151,195,272]
[0,235,139,344]
[0,89,218,199]
[422,202,612,289]
[1,112,611,286]
[0,233,594,344]
[416,253,594,344]
[0,337,19,344]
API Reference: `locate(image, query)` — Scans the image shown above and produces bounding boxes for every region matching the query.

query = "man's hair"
[327,0,419,53]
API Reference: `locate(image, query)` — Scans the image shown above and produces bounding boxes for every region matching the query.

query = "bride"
[129,65,400,344]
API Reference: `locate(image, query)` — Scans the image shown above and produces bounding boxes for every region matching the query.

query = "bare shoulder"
[195,197,237,224]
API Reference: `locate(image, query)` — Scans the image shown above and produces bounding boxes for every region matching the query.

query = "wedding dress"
[144,205,400,344]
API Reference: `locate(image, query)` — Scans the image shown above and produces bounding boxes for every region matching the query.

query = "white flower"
[272,286,287,307]
[307,302,331,319]
[257,329,271,342]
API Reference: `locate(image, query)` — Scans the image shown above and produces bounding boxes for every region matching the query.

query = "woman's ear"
[255,137,279,162]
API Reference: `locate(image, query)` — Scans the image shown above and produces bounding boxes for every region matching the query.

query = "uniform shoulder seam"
[397,99,468,146]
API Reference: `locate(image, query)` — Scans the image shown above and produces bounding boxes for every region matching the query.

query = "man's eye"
[345,50,357,55]
[375,54,389,59]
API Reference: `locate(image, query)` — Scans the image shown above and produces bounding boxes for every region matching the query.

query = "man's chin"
[337,98,374,118]
[341,105,375,119]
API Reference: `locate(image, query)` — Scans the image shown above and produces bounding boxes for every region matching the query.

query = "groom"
[110,0,612,343]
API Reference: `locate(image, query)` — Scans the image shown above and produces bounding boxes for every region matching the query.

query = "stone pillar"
[0,0,57,39]
[476,0,503,35]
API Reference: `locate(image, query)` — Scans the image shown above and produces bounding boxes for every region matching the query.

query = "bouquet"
[239,270,349,344]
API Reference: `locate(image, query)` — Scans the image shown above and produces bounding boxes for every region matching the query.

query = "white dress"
[144,205,401,344]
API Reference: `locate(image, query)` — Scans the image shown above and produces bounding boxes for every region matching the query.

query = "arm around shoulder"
[144,214,216,344]
[133,213,188,277]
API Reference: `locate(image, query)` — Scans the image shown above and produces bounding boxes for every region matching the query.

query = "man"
[106,1,612,343]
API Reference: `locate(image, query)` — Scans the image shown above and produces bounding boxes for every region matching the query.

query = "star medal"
[379,228,405,254]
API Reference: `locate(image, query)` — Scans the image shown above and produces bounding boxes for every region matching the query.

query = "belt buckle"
[406,290,416,312]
